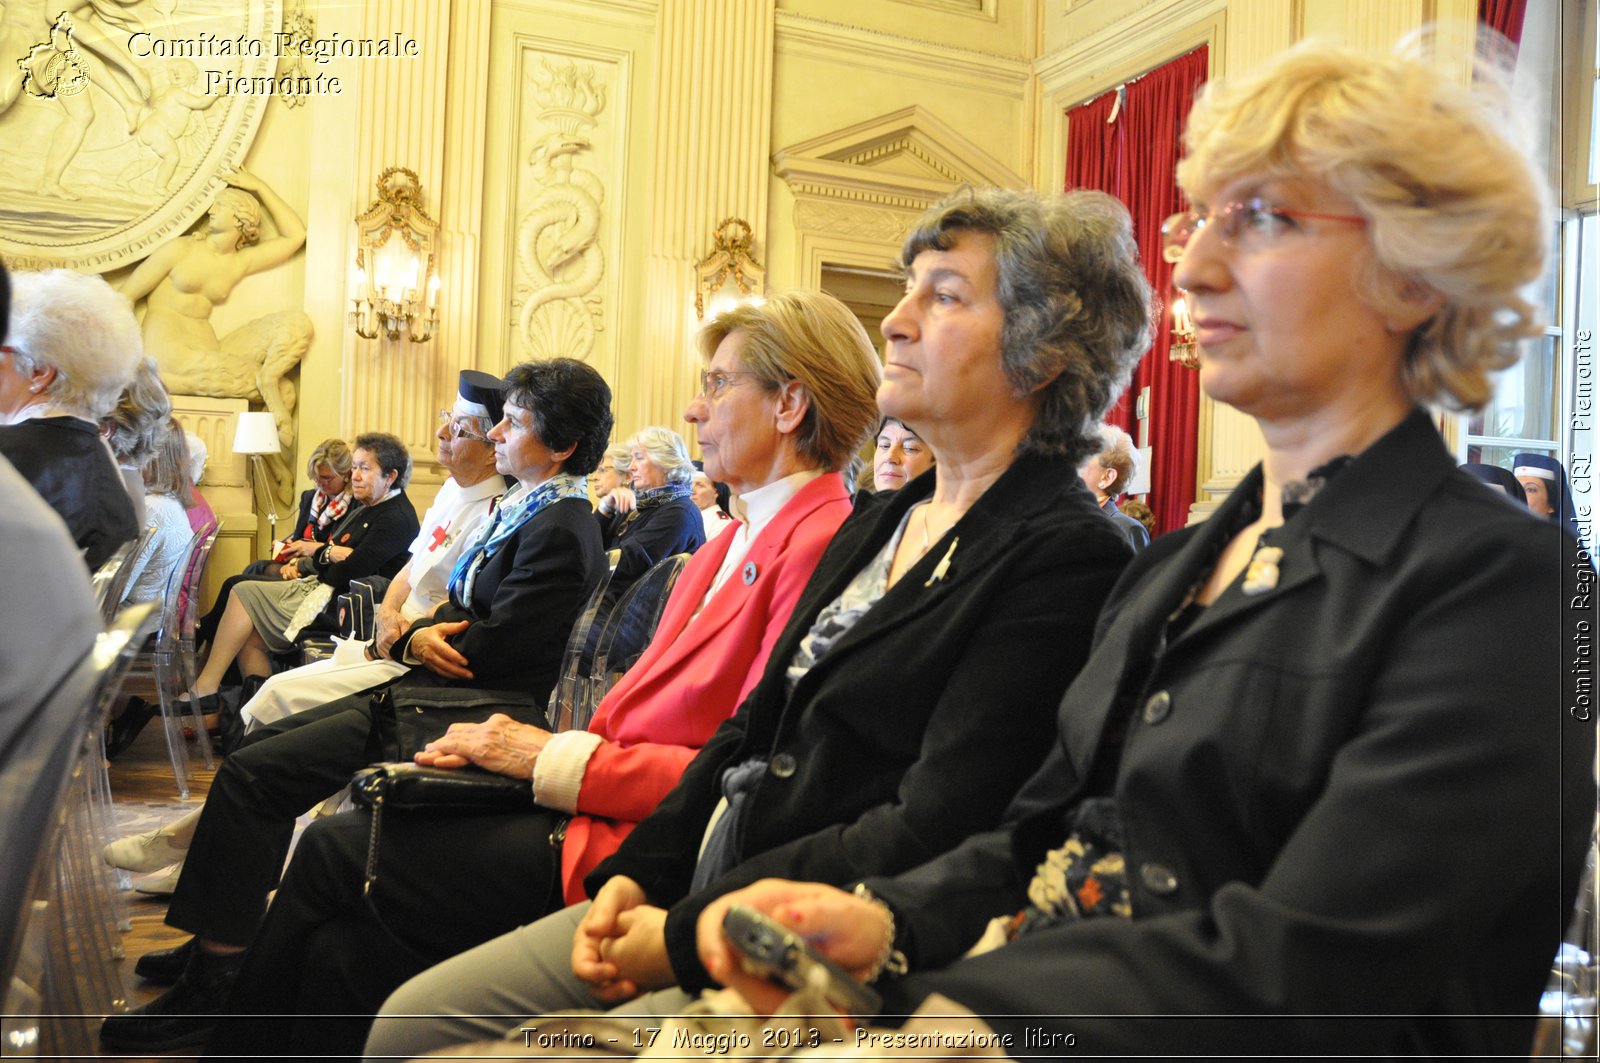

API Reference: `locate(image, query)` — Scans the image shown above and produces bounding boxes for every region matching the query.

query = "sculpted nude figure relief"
[120,168,312,501]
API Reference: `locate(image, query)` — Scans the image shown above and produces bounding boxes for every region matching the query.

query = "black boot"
[100,942,243,1052]
[131,935,195,985]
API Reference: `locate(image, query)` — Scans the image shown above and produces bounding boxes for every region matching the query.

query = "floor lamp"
[232,412,281,547]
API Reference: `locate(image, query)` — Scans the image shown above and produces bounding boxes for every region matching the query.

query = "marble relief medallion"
[0,0,278,271]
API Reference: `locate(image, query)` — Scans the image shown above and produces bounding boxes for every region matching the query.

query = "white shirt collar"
[728,468,824,539]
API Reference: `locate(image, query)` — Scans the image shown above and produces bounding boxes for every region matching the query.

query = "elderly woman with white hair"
[0,268,143,567]
[597,425,707,585]
[690,39,1594,1062]
[1079,421,1149,550]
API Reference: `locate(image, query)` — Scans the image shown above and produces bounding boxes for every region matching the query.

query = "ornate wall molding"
[0,0,280,271]
[777,105,1022,291]
[775,10,1027,97]
[775,105,1026,216]
[513,57,610,360]
[793,200,917,242]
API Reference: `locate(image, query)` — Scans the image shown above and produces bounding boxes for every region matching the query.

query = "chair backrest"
[1531,813,1598,1059]
[178,522,222,641]
[0,601,157,990]
[90,533,145,621]
[151,522,219,649]
[546,563,619,733]
[586,553,690,726]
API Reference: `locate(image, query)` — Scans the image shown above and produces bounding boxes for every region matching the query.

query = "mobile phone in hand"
[721,904,881,1016]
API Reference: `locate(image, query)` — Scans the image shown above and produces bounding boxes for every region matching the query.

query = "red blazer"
[557,473,853,901]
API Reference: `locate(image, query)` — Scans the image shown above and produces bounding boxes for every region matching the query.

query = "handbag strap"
[358,785,572,962]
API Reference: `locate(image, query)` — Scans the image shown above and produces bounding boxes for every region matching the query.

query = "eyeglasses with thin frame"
[698,369,764,399]
[437,410,490,443]
[1160,198,1366,263]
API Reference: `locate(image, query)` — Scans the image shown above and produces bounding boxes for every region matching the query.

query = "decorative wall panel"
[506,50,623,365]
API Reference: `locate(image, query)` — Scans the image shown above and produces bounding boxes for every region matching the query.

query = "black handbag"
[348,762,546,901]
[349,761,536,813]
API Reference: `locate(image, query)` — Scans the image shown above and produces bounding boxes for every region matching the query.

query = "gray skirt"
[235,577,331,653]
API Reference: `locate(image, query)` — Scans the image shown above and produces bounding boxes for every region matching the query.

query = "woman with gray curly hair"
[694,38,1592,1063]
[596,425,706,584]
[0,268,143,567]
[103,356,173,527]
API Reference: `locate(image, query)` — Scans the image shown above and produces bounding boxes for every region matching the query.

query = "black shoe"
[106,697,156,760]
[99,944,242,1052]
[132,935,195,985]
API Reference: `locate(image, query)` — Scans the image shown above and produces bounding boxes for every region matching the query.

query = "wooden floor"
[99,720,218,1061]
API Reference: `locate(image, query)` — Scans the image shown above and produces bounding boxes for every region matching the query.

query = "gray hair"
[104,356,172,465]
[627,426,696,484]
[900,187,1154,465]
[1089,423,1138,493]
[7,269,142,419]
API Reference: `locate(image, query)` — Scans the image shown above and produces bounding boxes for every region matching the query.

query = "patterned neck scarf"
[446,473,587,606]
[633,481,693,509]
[307,487,352,534]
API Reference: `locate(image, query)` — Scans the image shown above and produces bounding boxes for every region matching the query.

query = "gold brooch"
[1241,545,1283,596]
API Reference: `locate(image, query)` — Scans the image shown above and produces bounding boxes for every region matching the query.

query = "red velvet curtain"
[1065,45,1207,536]
[1478,0,1527,47]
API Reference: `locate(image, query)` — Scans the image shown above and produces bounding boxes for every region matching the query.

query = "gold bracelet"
[852,883,909,982]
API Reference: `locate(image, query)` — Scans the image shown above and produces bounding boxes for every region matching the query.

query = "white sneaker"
[132,862,183,897]
[102,828,188,873]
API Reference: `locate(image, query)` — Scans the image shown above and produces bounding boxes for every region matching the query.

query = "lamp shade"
[232,412,281,455]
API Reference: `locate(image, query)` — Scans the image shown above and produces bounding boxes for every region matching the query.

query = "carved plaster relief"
[513,57,610,361]
[0,0,279,271]
[793,201,915,243]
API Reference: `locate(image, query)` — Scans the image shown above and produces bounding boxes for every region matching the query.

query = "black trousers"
[164,693,396,946]
[205,803,562,1060]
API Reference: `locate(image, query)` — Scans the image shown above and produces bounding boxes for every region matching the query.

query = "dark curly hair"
[502,358,613,476]
[352,431,413,489]
[899,187,1154,465]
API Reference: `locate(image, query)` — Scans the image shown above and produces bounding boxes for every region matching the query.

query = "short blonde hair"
[6,269,142,419]
[628,426,696,484]
[305,437,353,481]
[696,290,882,471]
[1176,38,1548,411]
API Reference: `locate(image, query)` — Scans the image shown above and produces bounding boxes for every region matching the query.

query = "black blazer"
[0,416,138,569]
[601,494,707,584]
[874,410,1596,1059]
[393,496,604,700]
[586,452,1133,991]
[303,491,419,595]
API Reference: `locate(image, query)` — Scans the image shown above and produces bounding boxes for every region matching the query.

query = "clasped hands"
[568,877,892,1015]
